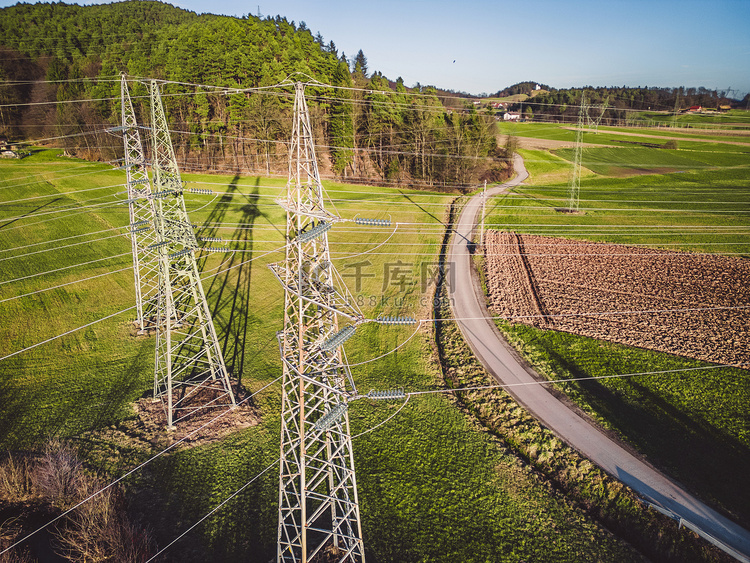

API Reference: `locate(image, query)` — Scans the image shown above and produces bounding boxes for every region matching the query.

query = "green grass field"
[498,118,750,148]
[484,142,750,256]
[0,149,647,561]
[482,126,750,528]
[635,109,750,128]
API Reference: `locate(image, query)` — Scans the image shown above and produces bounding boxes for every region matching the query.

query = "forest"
[0,1,504,189]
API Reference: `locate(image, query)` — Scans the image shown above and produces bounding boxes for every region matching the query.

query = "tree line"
[0,1,506,189]
[500,84,739,125]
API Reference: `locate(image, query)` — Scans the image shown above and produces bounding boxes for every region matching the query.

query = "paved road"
[446,153,750,561]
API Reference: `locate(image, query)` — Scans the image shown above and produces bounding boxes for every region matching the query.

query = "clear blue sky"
[2,0,749,96]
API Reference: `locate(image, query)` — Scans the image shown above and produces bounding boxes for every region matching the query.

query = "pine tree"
[353,49,368,78]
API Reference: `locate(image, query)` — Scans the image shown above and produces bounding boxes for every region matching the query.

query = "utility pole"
[672,92,681,128]
[567,92,585,212]
[271,82,366,563]
[480,180,486,249]
[148,80,235,429]
[121,76,159,333]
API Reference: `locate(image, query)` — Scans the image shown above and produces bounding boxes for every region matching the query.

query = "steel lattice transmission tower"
[270,82,366,563]
[148,79,235,429]
[586,95,609,133]
[121,76,159,333]
[567,92,587,212]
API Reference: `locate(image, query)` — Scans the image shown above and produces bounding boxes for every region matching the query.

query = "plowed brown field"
[484,231,750,368]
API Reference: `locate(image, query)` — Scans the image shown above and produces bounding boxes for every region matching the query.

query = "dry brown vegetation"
[0,442,153,562]
[484,231,750,368]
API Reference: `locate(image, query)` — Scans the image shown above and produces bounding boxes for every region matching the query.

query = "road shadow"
[614,465,750,559]
[538,344,750,529]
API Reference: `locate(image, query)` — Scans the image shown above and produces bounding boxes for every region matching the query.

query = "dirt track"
[484,232,750,368]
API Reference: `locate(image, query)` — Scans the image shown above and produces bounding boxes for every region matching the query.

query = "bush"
[0,442,154,562]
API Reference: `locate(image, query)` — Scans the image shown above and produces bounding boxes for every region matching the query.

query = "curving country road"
[447,153,750,561]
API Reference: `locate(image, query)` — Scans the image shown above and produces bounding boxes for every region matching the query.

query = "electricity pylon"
[586,95,609,133]
[270,82,366,563]
[672,92,681,127]
[567,92,586,212]
[148,79,235,429]
[121,75,159,333]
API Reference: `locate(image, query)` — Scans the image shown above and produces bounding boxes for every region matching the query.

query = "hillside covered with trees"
[0,1,504,188]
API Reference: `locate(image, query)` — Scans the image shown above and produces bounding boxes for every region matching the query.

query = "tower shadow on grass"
[0,339,153,451]
[198,174,263,387]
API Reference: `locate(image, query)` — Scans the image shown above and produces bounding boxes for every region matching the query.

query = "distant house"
[491,102,507,110]
[0,137,26,158]
[719,105,731,112]
[503,112,521,121]
[688,105,702,112]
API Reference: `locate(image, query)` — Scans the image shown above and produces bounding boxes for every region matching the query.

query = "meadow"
[0,149,647,561]
[497,120,750,148]
[634,109,750,128]
[483,118,750,528]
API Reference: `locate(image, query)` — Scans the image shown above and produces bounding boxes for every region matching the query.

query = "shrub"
[0,442,154,562]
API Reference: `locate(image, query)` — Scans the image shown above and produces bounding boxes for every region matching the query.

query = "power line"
[0,242,283,362]
[430,304,750,324]
[144,457,280,562]
[0,198,129,225]
[168,196,750,216]
[164,183,750,207]
[0,305,136,362]
[0,182,124,206]
[0,232,128,263]
[0,225,127,254]
[137,351,749,560]
[148,389,416,560]
[0,161,119,187]
[6,74,727,128]
[0,201,127,232]
[0,77,123,86]
[0,265,132,305]
[0,251,130,287]
[405,364,747,396]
